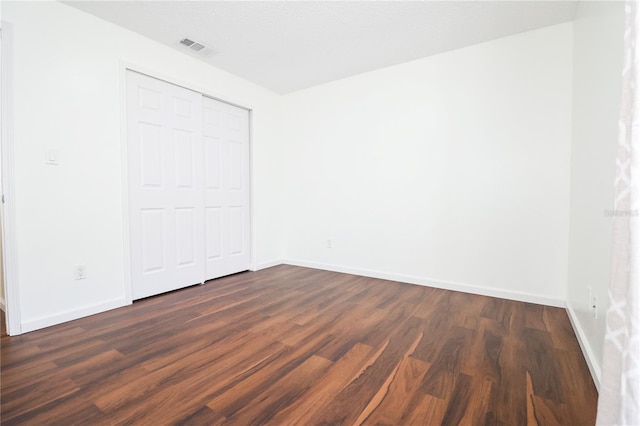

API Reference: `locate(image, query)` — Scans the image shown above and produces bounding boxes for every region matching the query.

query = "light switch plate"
[45,149,58,165]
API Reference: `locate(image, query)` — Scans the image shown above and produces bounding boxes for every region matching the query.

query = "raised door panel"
[173,129,195,190]
[229,206,245,255]
[204,136,222,190]
[140,209,165,274]
[138,123,163,188]
[175,207,196,267]
[205,207,223,260]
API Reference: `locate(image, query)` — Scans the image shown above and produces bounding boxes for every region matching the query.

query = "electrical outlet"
[74,264,87,280]
[591,295,598,319]
[326,239,332,249]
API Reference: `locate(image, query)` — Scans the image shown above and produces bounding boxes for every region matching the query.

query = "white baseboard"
[0,297,5,312]
[284,258,565,308]
[251,259,283,271]
[565,301,601,390]
[21,298,129,334]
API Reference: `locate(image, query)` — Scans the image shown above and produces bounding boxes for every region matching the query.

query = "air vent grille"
[179,38,216,57]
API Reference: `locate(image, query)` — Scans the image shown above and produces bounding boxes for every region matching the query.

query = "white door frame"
[1,22,22,335]
[120,62,255,305]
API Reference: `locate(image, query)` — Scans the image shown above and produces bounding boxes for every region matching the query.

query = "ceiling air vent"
[179,38,216,57]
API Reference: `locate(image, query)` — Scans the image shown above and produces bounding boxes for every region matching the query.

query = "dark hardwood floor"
[0,265,597,425]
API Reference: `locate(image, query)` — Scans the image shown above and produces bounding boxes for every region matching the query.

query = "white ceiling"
[64,1,578,94]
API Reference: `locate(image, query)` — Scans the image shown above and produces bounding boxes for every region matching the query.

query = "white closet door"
[127,71,205,300]
[202,96,251,280]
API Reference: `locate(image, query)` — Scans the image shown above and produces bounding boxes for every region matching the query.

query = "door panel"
[229,140,243,190]
[229,206,244,255]
[127,71,205,300]
[140,209,164,273]
[139,123,163,188]
[175,207,196,266]
[204,136,221,189]
[173,129,195,189]
[205,207,223,260]
[203,97,251,280]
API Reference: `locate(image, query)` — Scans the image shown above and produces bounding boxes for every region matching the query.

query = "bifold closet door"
[202,96,251,280]
[127,71,205,300]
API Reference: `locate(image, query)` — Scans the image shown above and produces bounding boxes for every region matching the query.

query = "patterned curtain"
[596,1,640,425]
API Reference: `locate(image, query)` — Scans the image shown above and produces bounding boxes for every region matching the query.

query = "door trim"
[1,22,22,335]
[120,62,254,304]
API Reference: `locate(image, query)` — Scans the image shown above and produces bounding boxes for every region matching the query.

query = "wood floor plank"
[352,330,424,425]
[0,360,60,391]
[523,328,564,403]
[311,320,425,425]
[205,333,336,418]
[456,374,494,425]
[555,348,599,424]
[2,398,105,426]
[418,326,471,399]
[485,335,528,425]
[543,306,583,353]
[0,343,42,368]
[314,303,389,361]
[93,335,287,413]
[217,355,332,425]
[525,303,547,331]
[172,406,227,426]
[1,377,80,422]
[0,265,598,424]
[355,350,431,425]
[409,308,454,364]
[96,340,291,424]
[266,342,375,426]
[440,373,474,425]
[5,366,152,425]
[398,393,447,426]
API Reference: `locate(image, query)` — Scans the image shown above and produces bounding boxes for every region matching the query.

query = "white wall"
[3,1,284,331]
[566,0,625,387]
[281,23,574,305]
